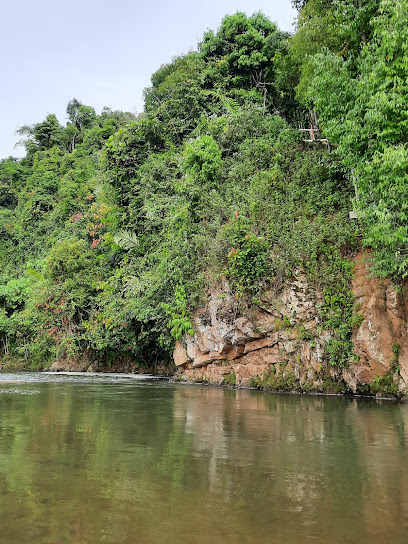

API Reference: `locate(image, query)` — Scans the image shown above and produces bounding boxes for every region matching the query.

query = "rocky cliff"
[174,252,408,397]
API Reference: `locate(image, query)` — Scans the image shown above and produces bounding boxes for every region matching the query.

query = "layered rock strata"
[174,253,408,396]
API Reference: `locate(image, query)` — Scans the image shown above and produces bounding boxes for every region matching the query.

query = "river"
[0,372,407,543]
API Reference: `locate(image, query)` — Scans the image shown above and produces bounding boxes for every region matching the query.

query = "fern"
[114,230,139,250]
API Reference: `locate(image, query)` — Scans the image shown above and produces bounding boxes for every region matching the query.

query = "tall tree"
[17,114,64,155]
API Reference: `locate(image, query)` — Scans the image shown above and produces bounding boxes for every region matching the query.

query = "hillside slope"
[1,8,407,396]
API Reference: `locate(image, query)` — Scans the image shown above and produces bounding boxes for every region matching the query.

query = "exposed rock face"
[346,252,408,392]
[175,273,332,390]
[174,253,408,396]
[174,341,190,367]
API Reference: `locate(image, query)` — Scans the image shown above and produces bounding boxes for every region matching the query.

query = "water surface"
[0,372,407,543]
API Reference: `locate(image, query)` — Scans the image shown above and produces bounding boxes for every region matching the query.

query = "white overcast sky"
[0,0,297,159]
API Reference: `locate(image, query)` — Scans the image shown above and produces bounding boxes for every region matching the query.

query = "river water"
[0,372,407,543]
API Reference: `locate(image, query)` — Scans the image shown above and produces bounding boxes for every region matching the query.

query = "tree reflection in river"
[0,376,407,543]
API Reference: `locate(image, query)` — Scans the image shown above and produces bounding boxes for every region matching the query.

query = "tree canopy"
[293,0,408,278]
[0,8,406,370]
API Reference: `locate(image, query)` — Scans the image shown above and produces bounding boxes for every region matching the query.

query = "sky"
[0,0,297,159]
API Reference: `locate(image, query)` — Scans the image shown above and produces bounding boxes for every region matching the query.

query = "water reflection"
[0,375,407,543]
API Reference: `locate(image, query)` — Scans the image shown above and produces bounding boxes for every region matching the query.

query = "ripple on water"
[0,371,167,385]
[0,388,40,395]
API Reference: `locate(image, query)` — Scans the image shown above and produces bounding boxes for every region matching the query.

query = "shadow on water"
[0,373,407,543]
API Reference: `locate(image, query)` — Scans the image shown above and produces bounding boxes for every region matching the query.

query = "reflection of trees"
[172,387,408,543]
[0,383,408,543]
[0,383,194,543]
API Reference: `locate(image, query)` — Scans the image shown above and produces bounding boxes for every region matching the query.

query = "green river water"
[0,372,407,543]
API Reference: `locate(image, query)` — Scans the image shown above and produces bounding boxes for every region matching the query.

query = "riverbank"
[171,377,404,401]
[172,375,407,401]
[1,356,404,400]
[2,250,407,400]
[0,356,174,376]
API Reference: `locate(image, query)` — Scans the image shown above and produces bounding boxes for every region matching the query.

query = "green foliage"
[226,232,270,295]
[249,366,300,392]
[296,0,408,280]
[199,12,294,118]
[249,365,352,394]
[45,239,97,281]
[0,98,358,367]
[358,374,401,399]
[391,343,401,374]
[182,135,222,188]
[200,12,283,80]
[162,286,194,340]
[113,230,139,250]
[17,114,65,155]
[223,372,236,386]
[2,8,403,375]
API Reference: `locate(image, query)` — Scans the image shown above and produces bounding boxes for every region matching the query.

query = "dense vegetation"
[0,2,407,369]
